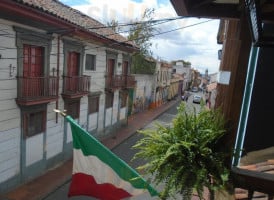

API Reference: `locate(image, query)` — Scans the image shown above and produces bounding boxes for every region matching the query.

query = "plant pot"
[215,190,235,200]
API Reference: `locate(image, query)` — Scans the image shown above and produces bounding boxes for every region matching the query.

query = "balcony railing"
[105,75,136,90]
[125,75,136,88]
[62,75,90,98]
[105,75,124,90]
[16,76,58,105]
[232,167,274,199]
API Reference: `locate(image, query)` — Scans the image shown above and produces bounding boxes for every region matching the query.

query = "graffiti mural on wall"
[133,96,151,113]
[133,96,144,113]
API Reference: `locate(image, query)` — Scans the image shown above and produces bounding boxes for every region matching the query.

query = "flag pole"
[53,109,67,117]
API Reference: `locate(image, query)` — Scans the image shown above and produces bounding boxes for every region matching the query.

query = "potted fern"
[133,102,232,200]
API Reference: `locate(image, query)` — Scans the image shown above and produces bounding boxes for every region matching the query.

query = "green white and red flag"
[66,116,158,200]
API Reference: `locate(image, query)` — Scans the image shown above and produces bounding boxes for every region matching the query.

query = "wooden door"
[122,61,129,75]
[106,59,115,87]
[66,52,79,92]
[122,61,129,86]
[23,45,44,97]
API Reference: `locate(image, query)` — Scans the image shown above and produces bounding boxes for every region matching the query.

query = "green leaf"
[132,102,231,198]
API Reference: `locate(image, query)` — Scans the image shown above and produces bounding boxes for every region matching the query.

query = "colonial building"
[172,61,192,92]
[131,58,180,112]
[132,74,155,113]
[0,0,137,192]
[154,61,172,107]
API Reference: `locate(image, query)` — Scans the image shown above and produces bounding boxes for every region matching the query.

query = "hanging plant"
[133,102,231,200]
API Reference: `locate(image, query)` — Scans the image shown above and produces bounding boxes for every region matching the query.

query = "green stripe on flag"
[66,116,158,197]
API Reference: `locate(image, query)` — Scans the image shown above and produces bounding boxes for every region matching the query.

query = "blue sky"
[59,0,221,74]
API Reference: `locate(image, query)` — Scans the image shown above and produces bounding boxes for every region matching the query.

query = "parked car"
[193,95,202,104]
[192,87,198,92]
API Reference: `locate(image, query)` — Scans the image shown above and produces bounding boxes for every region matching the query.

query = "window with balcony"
[106,51,122,90]
[62,39,90,98]
[14,27,57,106]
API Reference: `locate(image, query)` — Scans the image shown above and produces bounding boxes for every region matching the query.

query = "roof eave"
[170,0,241,19]
[0,0,139,52]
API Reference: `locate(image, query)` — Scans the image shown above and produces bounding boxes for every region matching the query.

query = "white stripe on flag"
[73,149,148,196]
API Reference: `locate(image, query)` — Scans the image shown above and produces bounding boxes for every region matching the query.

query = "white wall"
[105,108,112,127]
[0,128,20,183]
[0,20,21,184]
[46,119,64,159]
[119,107,126,120]
[112,90,119,125]
[133,74,155,111]
[88,113,98,131]
[0,17,133,189]
[134,74,154,99]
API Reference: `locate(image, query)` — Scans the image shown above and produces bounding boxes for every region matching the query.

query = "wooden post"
[215,15,252,155]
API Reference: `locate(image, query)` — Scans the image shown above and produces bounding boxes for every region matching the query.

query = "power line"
[47,16,185,33]
[0,19,214,59]
[103,19,214,48]
[86,19,214,51]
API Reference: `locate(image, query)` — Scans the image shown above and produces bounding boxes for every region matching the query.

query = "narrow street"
[43,94,202,200]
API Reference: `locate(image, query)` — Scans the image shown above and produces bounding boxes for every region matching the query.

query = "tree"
[133,103,231,200]
[107,19,120,32]
[127,8,157,74]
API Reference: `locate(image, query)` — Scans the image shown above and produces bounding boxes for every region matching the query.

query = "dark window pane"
[105,92,113,109]
[23,110,45,138]
[89,96,99,114]
[85,54,96,71]
[65,100,80,119]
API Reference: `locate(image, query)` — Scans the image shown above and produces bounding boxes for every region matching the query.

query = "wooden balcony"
[105,75,136,91]
[16,76,58,106]
[124,75,136,88]
[62,75,90,99]
[105,75,124,91]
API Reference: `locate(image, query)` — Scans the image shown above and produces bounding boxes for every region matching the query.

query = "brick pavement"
[1,99,179,200]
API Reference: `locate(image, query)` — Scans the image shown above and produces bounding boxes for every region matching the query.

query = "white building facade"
[132,74,155,113]
[0,0,137,192]
[172,61,192,91]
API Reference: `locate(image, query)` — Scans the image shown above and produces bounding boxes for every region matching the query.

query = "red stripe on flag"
[68,173,132,200]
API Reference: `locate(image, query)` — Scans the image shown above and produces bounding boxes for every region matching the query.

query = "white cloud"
[61,0,221,74]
